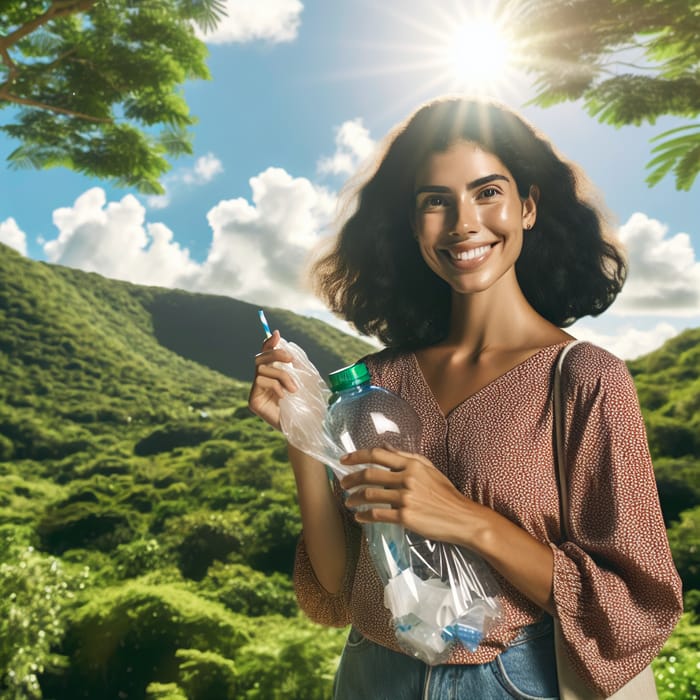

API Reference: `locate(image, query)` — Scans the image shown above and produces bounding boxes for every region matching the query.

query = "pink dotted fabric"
[293,341,682,695]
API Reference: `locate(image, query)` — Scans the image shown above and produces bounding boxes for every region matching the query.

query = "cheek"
[416,214,446,240]
[480,201,521,228]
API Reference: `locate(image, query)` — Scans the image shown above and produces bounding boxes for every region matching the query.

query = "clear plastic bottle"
[325,362,450,656]
[325,361,421,580]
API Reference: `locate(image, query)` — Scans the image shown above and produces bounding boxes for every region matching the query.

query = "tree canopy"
[512,0,700,191]
[0,0,226,193]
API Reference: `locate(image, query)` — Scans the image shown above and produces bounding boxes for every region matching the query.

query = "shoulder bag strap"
[553,340,584,541]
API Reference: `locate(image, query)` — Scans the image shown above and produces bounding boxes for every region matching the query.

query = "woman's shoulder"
[360,346,413,381]
[560,340,633,391]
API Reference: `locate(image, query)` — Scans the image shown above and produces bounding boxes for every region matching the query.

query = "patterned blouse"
[293,341,683,695]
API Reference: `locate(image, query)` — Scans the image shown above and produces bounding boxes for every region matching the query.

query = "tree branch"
[0,89,111,123]
[599,60,660,72]
[0,0,97,52]
[0,45,19,82]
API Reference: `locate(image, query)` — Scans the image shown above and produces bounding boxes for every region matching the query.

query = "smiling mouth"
[446,243,494,261]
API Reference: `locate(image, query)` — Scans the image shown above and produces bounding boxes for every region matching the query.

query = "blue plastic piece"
[441,623,483,652]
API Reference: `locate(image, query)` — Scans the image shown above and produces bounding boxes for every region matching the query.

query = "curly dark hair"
[312,97,627,349]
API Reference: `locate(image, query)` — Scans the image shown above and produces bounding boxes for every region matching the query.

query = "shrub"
[118,486,159,514]
[245,503,301,574]
[175,648,237,700]
[166,511,247,581]
[234,617,345,700]
[230,450,275,490]
[653,612,700,700]
[114,539,169,579]
[0,538,89,700]
[150,500,189,535]
[47,583,249,700]
[666,507,700,592]
[0,434,14,461]
[201,563,297,617]
[75,458,133,479]
[134,424,214,457]
[654,458,700,525]
[199,441,236,469]
[145,681,188,700]
[646,416,698,459]
[37,503,136,554]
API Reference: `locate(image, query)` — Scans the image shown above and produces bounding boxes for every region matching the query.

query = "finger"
[354,507,402,525]
[383,447,434,469]
[250,374,287,400]
[255,346,294,367]
[340,447,410,471]
[256,364,297,392]
[340,465,402,490]
[261,329,280,350]
[345,486,402,510]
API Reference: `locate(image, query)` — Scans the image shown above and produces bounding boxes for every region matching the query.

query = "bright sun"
[320,5,525,118]
[446,17,513,91]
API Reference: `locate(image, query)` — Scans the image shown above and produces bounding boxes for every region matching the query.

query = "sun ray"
[310,0,530,126]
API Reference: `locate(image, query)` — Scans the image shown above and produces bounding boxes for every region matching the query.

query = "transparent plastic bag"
[275,337,502,664]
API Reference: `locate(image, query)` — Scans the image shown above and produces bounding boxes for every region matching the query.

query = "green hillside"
[0,243,697,699]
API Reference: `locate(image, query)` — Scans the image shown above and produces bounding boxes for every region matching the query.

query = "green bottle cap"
[328,361,371,392]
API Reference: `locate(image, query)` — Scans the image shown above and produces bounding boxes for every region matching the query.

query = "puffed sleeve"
[550,344,683,696]
[293,473,362,627]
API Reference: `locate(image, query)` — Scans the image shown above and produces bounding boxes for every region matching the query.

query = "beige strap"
[553,340,584,541]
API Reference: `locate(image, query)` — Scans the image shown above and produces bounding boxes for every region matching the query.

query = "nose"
[449,198,479,236]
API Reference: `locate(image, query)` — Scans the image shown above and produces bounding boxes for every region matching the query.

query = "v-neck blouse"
[293,341,682,695]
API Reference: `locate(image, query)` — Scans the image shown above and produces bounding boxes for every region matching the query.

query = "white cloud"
[611,212,700,316]
[183,153,224,184]
[318,118,376,176]
[44,188,198,288]
[41,168,335,315]
[187,166,335,310]
[198,0,303,44]
[572,321,680,360]
[0,217,27,255]
[146,152,224,210]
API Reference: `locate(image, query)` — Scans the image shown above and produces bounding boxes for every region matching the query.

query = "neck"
[444,273,543,356]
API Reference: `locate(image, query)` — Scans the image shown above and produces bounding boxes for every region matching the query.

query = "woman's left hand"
[339,447,488,546]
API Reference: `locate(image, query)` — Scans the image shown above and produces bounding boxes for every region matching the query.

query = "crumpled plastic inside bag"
[273,337,502,664]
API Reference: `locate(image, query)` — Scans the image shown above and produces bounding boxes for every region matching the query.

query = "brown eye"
[478,187,499,199]
[420,195,449,209]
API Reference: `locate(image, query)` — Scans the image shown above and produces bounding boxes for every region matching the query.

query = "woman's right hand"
[248,329,297,431]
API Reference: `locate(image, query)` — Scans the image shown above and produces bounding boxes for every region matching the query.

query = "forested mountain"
[0,243,697,699]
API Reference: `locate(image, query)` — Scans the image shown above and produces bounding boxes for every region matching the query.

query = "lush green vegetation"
[0,242,697,698]
[0,0,227,193]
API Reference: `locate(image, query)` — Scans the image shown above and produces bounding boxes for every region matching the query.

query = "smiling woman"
[249,97,682,699]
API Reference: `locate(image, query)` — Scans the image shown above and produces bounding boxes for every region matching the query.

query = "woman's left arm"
[340,448,556,613]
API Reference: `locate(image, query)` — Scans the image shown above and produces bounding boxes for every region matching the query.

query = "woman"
[249,97,682,699]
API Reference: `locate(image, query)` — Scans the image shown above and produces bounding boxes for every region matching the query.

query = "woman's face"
[412,140,537,296]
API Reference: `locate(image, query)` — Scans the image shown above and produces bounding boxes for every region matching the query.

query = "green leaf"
[645,125,700,189]
[158,127,193,157]
[0,0,219,191]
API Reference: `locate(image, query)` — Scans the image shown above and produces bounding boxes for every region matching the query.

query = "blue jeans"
[333,616,559,699]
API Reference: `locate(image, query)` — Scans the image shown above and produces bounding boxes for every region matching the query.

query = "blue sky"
[1,0,698,358]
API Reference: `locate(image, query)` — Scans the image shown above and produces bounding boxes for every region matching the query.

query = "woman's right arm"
[248,330,348,594]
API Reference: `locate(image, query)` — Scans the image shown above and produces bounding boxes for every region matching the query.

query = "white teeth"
[449,244,491,261]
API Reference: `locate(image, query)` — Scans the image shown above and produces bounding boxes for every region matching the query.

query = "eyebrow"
[414,173,510,196]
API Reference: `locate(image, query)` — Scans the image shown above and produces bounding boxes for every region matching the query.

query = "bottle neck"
[331,380,370,401]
